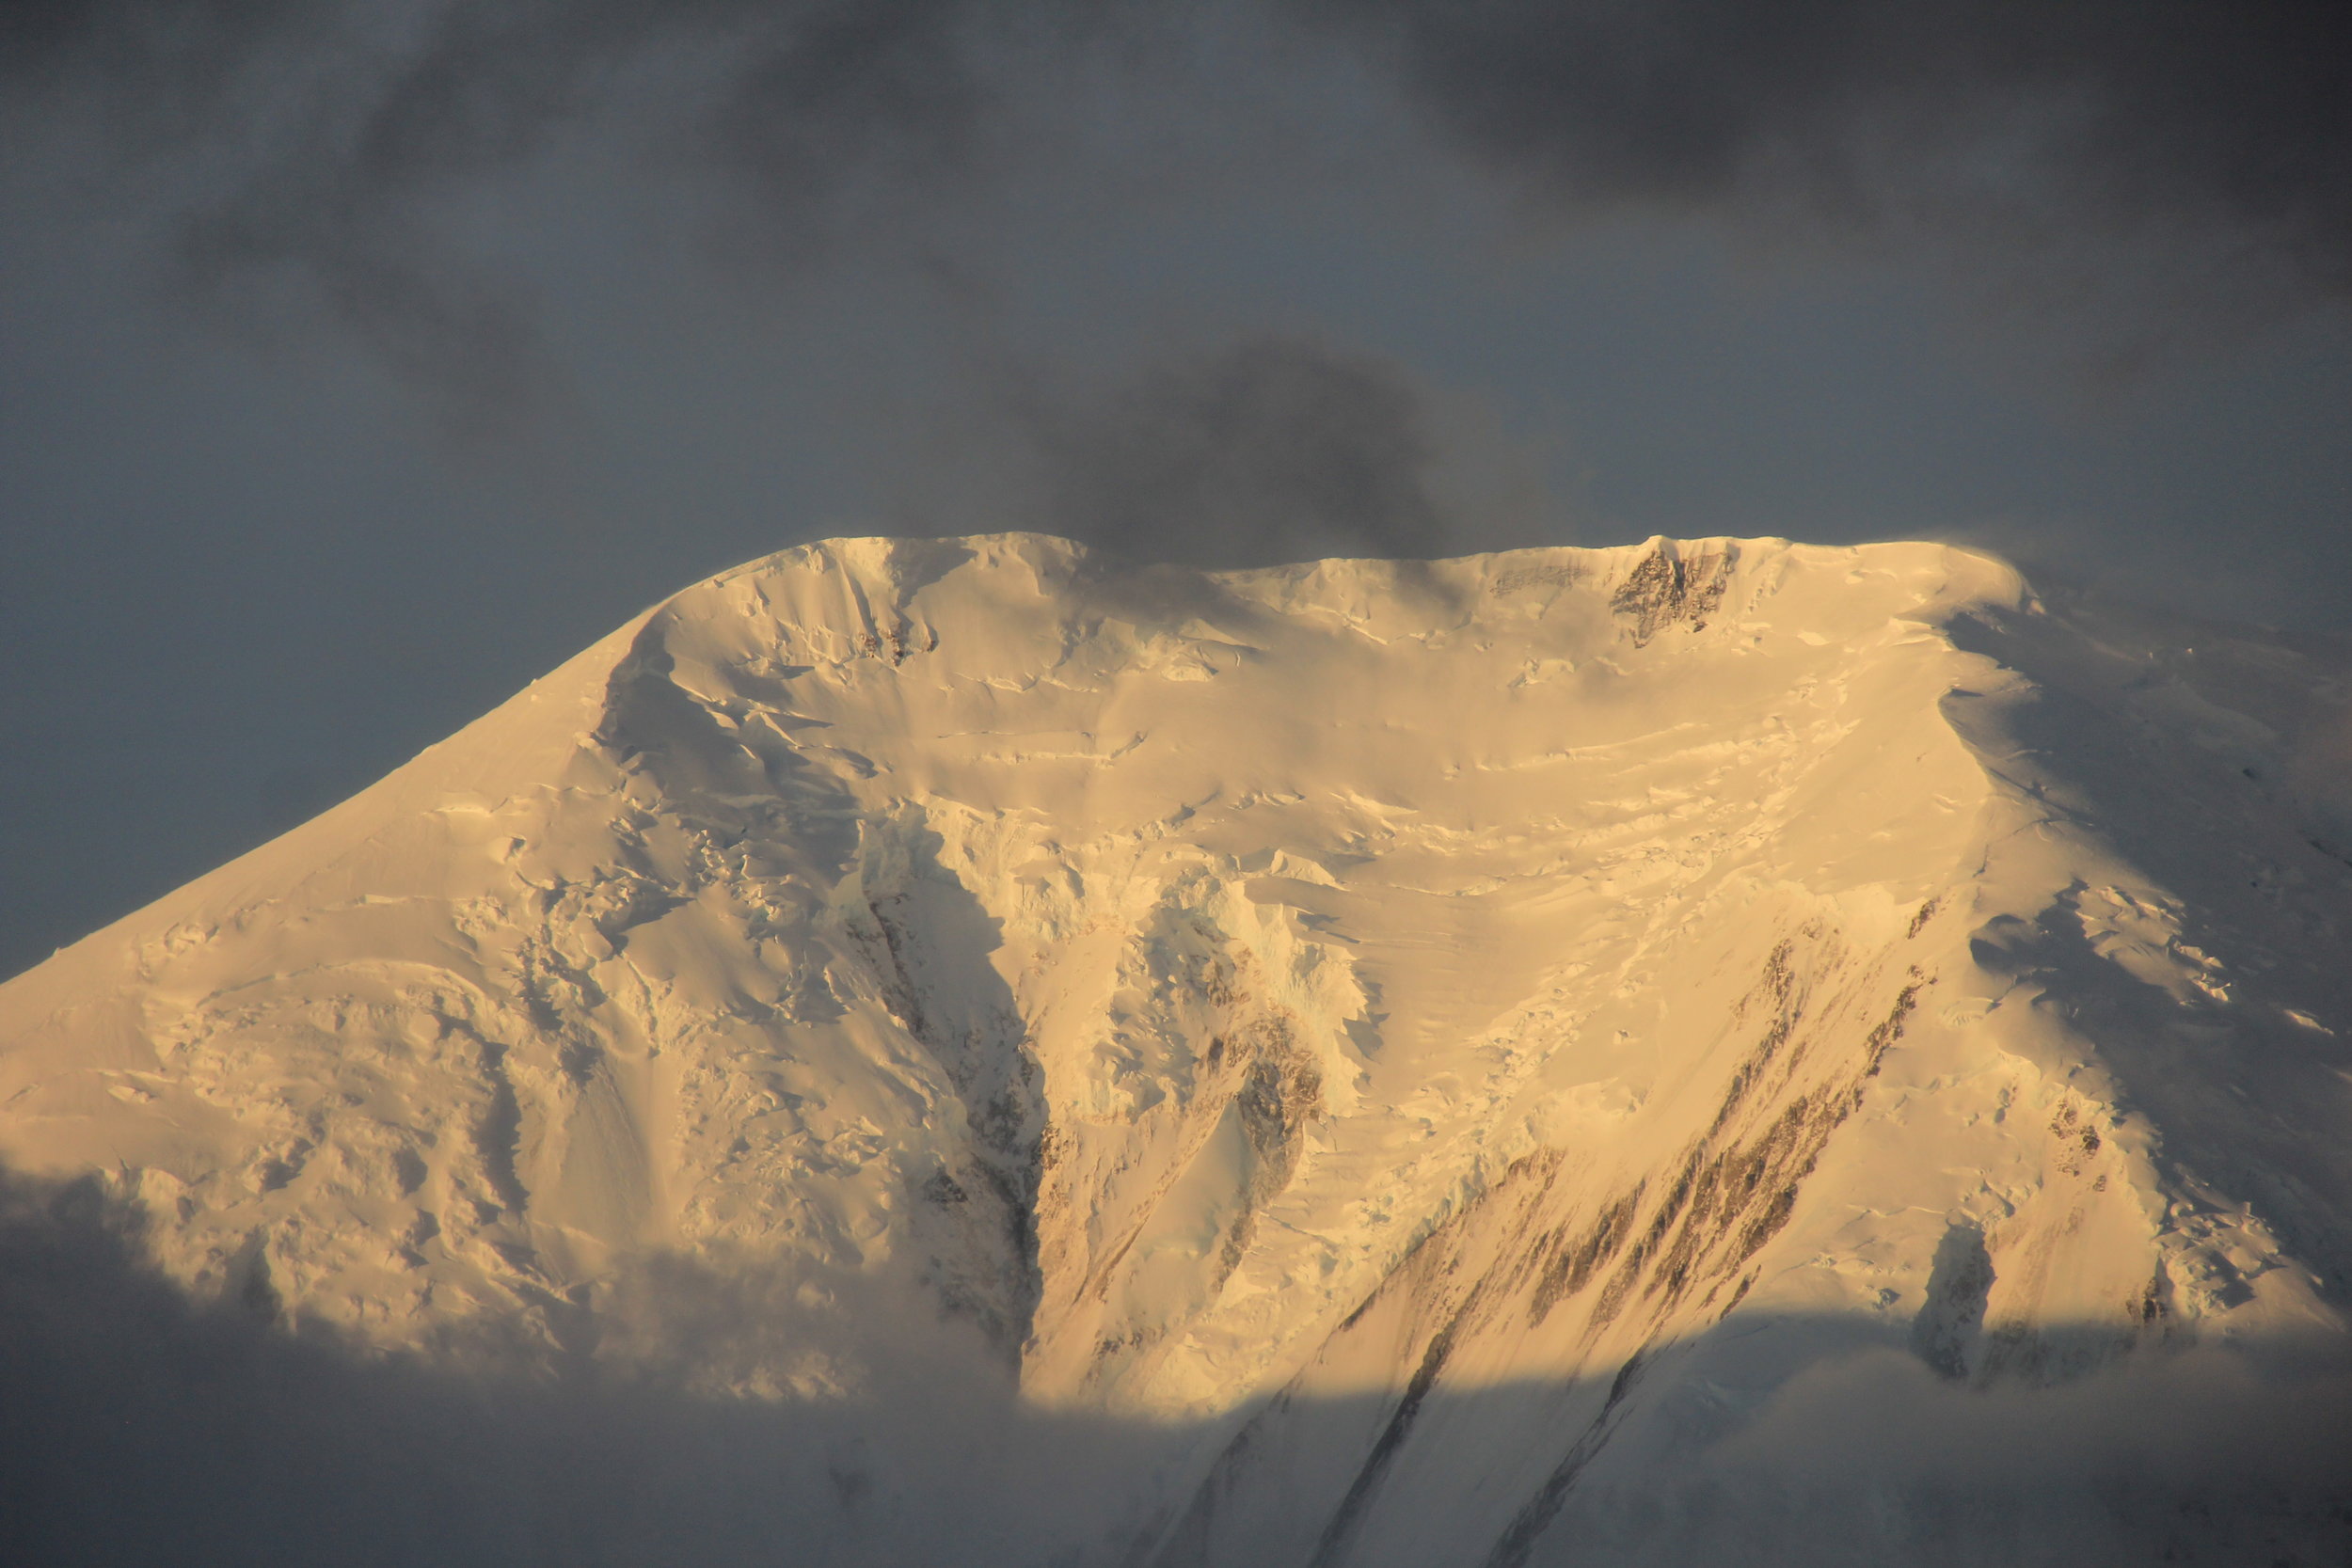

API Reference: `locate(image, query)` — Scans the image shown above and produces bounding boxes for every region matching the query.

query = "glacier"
[2,533,2347,1564]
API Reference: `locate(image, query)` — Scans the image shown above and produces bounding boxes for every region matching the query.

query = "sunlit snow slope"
[5,534,2349,1564]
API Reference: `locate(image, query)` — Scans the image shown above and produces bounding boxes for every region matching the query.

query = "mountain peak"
[4,533,2345,1562]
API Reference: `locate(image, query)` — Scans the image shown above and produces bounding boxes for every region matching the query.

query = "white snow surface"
[4,533,2349,1564]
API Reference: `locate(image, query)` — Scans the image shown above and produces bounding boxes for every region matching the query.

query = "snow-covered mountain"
[4,533,2348,1564]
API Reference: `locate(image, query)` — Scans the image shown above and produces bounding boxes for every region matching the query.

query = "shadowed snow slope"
[4,534,2349,1564]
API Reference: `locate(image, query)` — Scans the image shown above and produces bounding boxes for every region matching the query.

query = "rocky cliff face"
[4,534,2348,1564]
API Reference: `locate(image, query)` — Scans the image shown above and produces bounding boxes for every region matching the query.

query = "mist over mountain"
[3,534,2347,1564]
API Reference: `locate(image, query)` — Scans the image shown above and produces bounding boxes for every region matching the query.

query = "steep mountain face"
[4,534,2348,1564]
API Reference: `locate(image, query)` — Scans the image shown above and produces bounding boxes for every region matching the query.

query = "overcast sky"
[4,0,2349,978]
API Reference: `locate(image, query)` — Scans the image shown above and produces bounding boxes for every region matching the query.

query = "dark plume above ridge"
[1004,334,1453,571]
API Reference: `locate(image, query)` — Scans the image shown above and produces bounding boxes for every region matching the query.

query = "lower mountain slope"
[3,533,2347,1564]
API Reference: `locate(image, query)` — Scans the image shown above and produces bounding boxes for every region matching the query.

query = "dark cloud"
[918,334,1454,570]
[1293,0,2352,304]
[0,0,309,108]
[4,0,1097,421]
[15,0,2348,414]
[1,0,1015,192]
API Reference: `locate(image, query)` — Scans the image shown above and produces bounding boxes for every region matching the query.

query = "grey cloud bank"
[1310,1,2352,277]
